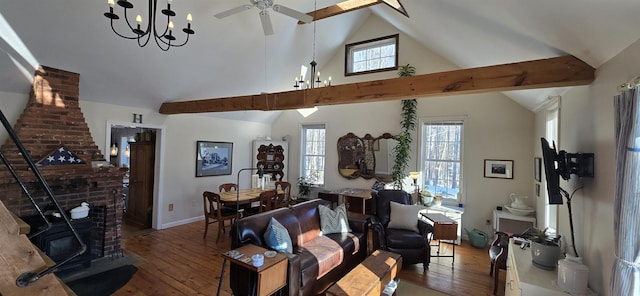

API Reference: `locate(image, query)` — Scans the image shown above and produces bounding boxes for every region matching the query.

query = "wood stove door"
[126,142,155,228]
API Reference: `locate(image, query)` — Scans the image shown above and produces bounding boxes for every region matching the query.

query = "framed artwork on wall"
[196,141,233,177]
[534,157,542,182]
[484,159,514,179]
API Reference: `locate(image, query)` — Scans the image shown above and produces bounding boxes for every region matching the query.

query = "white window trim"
[544,97,561,234]
[418,116,467,205]
[300,123,326,187]
[345,34,399,76]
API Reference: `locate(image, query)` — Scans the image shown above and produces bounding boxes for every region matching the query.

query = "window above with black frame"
[345,34,399,76]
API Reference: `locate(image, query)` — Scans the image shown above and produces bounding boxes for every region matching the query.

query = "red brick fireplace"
[0,66,126,260]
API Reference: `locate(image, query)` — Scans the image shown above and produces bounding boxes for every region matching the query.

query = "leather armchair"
[370,189,432,271]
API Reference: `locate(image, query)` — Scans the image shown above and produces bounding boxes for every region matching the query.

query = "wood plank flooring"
[116,221,505,295]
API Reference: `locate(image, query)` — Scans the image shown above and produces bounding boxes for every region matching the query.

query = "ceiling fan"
[214,0,313,35]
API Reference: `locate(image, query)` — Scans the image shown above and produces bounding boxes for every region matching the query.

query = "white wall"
[82,102,272,228]
[272,14,535,236]
[544,37,640,295]
[0,91,29,144]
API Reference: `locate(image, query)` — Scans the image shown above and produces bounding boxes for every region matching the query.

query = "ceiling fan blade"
[259,10,274,35]
[214,5,253,19]
[272,4,313,23]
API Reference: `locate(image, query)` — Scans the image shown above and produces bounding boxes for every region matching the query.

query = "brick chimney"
[0,66,126,259]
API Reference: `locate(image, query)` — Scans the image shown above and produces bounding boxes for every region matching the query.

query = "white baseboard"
[160,215,203,229]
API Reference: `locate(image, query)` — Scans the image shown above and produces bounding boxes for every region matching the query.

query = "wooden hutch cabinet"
[253,140,288,181]
[126,141,155,228]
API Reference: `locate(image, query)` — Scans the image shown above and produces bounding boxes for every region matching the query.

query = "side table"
[219,244,287,296]
[337,188,373,214]
[421,212,458,268]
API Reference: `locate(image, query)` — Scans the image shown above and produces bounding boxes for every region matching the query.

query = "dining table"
[218,188,283,206]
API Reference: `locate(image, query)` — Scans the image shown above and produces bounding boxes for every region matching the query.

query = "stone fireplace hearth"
[0,66,126,260]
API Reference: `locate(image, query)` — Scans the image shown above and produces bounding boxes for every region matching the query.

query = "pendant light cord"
[312,0,317,62]
[264,35,267,93]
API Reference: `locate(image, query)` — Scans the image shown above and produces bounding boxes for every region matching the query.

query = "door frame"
[105,120,165,230]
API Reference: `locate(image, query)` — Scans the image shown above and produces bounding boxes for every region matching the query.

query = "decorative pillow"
[318,204,352,234]
[371,181,386,192]
[264,217,293,253]
[387,201,420,233]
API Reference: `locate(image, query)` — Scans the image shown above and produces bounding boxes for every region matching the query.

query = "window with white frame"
[544,101,559,233]
[420,121,464,203]
[345,34,398,76]
[301,124,326,186]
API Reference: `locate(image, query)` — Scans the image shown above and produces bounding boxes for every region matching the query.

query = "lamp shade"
[110,144,118,156]
[409,171,420,180]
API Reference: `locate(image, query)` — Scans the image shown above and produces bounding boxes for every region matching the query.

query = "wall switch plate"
[168,203,174,211]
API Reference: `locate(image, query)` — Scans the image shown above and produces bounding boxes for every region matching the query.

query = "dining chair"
[203,191,238,242]
[219,183,237,192]
[489,231,510,295]
[274,181,291,207]
[245,189,279,215]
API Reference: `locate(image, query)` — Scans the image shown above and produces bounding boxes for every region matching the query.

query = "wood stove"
[22,215,92,271]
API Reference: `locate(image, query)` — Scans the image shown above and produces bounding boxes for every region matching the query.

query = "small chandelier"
[104,0,195,51]
[293,0,331,90]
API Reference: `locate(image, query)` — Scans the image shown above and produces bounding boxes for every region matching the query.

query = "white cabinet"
[494,210,536,235]
[506,239,595,296]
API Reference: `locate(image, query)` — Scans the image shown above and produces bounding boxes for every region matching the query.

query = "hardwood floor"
[115,221,505,295]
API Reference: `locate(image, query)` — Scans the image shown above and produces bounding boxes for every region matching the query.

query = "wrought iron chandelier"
[293,0,330,89]
[104,0,195,51]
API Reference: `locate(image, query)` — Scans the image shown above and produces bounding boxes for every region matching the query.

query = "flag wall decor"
[36,146,86,167]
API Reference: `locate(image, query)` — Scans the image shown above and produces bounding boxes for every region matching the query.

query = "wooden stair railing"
[0,200,75,295]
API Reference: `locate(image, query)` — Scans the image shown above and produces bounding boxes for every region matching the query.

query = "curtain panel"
[611,86,640,295]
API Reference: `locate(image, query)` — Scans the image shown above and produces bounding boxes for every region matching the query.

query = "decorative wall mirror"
[372,133,397,182]
[337,132,396,180]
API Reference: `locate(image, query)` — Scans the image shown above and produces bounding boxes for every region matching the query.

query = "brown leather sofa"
[230,199,369,296]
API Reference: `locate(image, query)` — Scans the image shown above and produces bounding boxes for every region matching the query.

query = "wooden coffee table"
[325,250,402,296]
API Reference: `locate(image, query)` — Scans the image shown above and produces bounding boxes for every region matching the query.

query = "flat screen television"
[541,138,564,204]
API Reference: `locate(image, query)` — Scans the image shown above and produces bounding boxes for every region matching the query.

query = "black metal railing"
[0,108,86,287]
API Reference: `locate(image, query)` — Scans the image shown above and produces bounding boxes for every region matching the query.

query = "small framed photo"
[484,159,514,179]
[535,183,541,197]
[196,141,233,177]
[534,157,542,182]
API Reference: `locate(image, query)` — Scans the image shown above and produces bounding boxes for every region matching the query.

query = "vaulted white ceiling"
[1,0,639,122]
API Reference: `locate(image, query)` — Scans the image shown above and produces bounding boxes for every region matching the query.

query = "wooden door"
[126,142,155,228]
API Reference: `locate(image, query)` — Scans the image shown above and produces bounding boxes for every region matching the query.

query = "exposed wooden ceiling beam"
[159,55,595,115]
[297,0,407,24]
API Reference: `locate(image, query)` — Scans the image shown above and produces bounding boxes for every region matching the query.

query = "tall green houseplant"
[392,64,417,189]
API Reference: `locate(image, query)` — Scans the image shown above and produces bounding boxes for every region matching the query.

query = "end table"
[219,244,287,296]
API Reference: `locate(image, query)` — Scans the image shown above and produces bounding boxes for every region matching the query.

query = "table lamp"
[409,171,420,204]
[217,164,265,296]
[235,164,265,218]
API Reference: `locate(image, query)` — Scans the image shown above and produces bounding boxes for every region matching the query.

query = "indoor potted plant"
[432,195,443,207]
[522,227,562,270]
[391,64,417,190]
[296,176,313,200]
[420,190,433,206]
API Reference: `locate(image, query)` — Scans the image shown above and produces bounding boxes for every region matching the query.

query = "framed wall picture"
[535,183,541,197]
[534,157,542,182]
[196,141,233,177]
[484,159,514,179]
